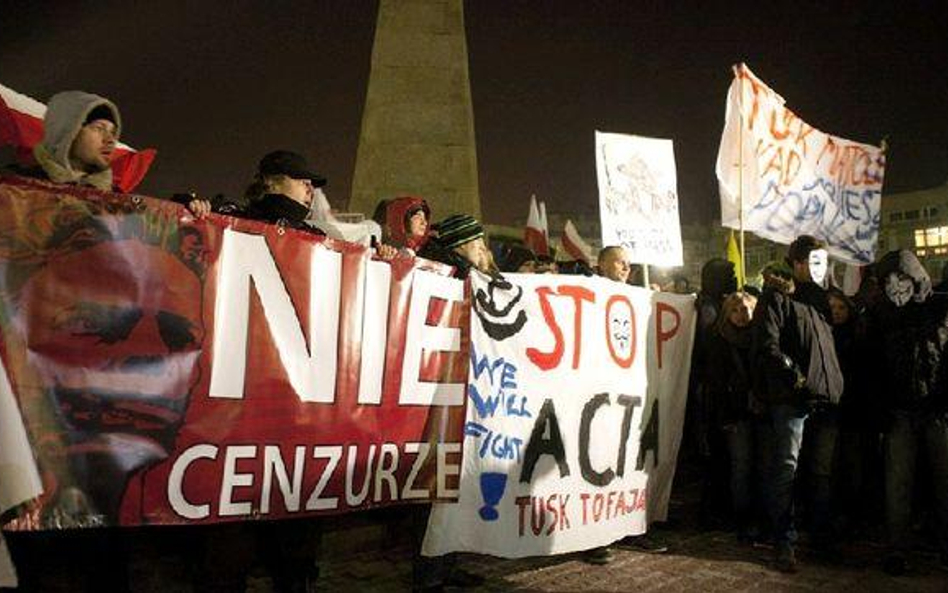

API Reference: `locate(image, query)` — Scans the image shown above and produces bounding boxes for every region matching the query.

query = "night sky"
[2,1,946,226]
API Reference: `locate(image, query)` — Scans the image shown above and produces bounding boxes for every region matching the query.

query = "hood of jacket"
[385,196,430,251]
[35,91,121,190]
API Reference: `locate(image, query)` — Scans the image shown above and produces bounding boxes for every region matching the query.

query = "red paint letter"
[655,302,681,369]
[526,285,595,370]
[526,287,564,370]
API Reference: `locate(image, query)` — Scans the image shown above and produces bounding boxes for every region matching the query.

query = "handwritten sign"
[715,64,886,264]
[423,274,695,558]
[596,132,684,267]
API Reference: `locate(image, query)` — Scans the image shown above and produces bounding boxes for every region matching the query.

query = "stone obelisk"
[348,0,481,220]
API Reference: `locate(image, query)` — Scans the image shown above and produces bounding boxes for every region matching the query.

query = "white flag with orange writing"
[715,64,885,264]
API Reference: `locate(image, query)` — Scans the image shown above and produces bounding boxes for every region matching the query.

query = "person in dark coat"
[706,290,764,541]
[869,250,948,575]
[753,236,843,572]
[690,258,738,528]
[827,286,884,538]
[194,150,326,593]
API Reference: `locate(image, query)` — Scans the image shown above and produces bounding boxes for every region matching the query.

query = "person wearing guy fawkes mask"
[752,235,843,573]
[870,250,948,575]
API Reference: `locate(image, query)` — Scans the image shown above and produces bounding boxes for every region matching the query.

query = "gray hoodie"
[33,91,121,190]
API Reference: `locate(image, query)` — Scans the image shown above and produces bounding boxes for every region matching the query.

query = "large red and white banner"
[423,274,695,557]
[0,176,469,530]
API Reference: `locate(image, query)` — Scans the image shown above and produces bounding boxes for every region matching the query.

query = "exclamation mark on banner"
[478,472,507,521]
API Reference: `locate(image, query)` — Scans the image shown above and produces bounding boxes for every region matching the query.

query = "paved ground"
[308,528,948,593]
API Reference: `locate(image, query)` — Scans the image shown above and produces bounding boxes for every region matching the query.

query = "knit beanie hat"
[436,214,484,249]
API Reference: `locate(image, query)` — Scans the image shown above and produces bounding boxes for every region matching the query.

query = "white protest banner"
[0,356,42,587]
[423,273,695,557]
[715,63,886,265]
[595,132,683,267]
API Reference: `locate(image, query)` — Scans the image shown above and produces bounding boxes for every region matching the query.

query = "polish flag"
[524,194,549,256]
[562,219,593,264]
[0,83,156,193]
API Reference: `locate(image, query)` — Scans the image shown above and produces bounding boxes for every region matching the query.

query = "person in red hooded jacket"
[383,196,431,255]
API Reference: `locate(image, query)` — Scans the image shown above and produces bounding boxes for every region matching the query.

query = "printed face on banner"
[596,132,683,268]
[7,216,206,526]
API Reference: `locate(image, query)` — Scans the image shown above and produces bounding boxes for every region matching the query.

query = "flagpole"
[736,63,747,287]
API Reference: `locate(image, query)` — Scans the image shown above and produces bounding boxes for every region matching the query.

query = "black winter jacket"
[870,249,948,415]
[753,282,843,405]
[705,326,755,425]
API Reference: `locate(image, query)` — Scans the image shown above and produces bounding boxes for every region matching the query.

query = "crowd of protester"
[689,238,948,577]
[2,90,947,590]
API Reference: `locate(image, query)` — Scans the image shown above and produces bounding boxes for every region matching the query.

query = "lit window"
[927,227,941,246]
[917,249,928,257]
[915,226,948,248]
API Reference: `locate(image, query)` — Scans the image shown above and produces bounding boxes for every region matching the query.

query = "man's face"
[17,239,204,448]
[599,249,631,283]
[69,119,117,173]
[407,210,428,239]
[270,175,314,207]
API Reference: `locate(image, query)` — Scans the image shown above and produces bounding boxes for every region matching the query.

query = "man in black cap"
[240,149,328,233]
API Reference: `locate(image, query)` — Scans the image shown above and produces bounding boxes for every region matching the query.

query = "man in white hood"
[32,90,120,191]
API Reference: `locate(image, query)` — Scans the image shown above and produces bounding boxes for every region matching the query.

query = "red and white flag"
[524,194,549,256]
[562,219,593,264]
[0,83,156,193]
[538,200,549,240]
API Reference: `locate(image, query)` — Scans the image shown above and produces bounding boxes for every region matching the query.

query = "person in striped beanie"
[418,213,497,279]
